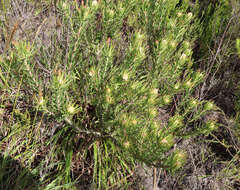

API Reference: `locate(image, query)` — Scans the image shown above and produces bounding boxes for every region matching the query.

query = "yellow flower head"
[160,134,174,148]
[162,39,168,46]
[190,99,197,107]
[174,150,187,169]
[204,102,214,110]
[163,95,171,104]
[180,53,187,60]
[67,105,75,114]
[132,119,137,125]
[89,69,95,77]
[188,12,193,19]
[39,96,44,106]
[123,141,130,148]
[149,107,158,118]
[106,87,111,94]
[170,40,176,48]
[151,88,158,95]
[174,82,181,90]
[106,95,114,104]
[185,80,192,88]
[122,73,129,81]
[177,12,182,17]
[92,0,98,6]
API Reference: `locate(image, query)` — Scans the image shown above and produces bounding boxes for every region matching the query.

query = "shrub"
[59,0,216,170]
[0,0,219,188]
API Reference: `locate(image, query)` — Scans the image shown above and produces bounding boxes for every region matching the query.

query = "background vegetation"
[0,0,240,189]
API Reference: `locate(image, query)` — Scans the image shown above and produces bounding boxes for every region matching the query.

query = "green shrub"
[0,0,220,188]
[59,0,216,170]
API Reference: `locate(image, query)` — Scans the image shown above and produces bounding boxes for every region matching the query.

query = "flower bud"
[106,95,114,104]
[39,96,44,106]
[162,95,171,104]
[174,82,181,90]
[204,102,214,111]
[173,150,187,169]
[122,72,129,81]
[208,121,216,130]
[177,12,182,17]
[160,134,174,149]
[169,115,183,129]
[161,39,168,47]
[193,71,204,81]
[187,12,193,19]
[149,107,158,118]
[123,141,130,148]
[62,2,67,9]
[203,121,218,135]
[89,67,96,77]
[189,99,198,107]
[67,105,75,114]
[108,9,114,17]
[92,0,98,6]
[185,49,192,56]
[183,41,190,49]
[170,40,177,48]
[151,88,158,95]
[184,80,192,88]
[180,53,187,60]
[106,87,111,94]
[135,31,145,42]
[132,119,137,125]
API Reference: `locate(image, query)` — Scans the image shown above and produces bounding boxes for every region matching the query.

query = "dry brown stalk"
[3,20,20,54]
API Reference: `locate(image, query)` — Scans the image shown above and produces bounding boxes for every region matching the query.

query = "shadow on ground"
[0,154,39,190]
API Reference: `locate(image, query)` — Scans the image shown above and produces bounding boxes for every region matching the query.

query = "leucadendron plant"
[0,0,221,189]
[60,0,218,170]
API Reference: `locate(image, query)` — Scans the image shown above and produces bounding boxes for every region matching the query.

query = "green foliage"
[0,0,223,189]
[196,0,233,58]
[237,38,240,56]
[59,0,216,170]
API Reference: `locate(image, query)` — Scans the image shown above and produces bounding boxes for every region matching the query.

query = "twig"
[199,10,240,100]
[3,20,20,54]
[153,167,157,190]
